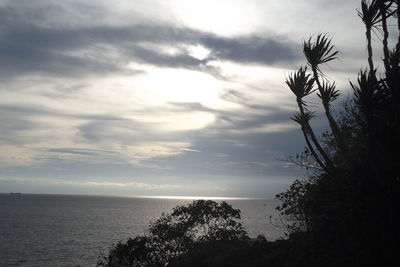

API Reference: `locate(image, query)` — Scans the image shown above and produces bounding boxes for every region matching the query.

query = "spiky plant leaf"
[358,0,395,31]
[285,66,316,106]
[387,48,400,69]
[291,110,316,126]
[317,81,340,105]
[303,34,338,69]
[350,70,377,108]
[358,0,382,30]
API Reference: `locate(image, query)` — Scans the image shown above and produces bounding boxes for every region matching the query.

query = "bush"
[97,200,248,267]
[278,0,400,265]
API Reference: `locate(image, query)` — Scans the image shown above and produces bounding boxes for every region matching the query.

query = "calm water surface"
[0,194,284,266]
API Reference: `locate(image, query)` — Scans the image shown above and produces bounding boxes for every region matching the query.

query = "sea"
[0,194,286,267]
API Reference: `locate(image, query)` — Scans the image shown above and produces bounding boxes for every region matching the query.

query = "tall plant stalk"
[303,35,347,155]
[358,0,381,74]
[298,104,334,173]
[366,26,375,71]
[311,67,346,155]
[297,113,328,172]
[286,67,335,173]
[380,0,391,72]
[397,0,400,48]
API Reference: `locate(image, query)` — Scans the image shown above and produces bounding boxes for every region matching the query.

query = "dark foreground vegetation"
[99,1,400,266]
[97,200,310,267]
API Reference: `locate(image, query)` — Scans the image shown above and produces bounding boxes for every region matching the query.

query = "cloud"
[202,35,299,65]
[0,176,182,190]
[0,145,44,166]
[0,100,195,166]
[0,4,301,79]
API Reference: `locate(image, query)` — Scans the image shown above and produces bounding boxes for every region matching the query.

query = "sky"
[0,0,372,198]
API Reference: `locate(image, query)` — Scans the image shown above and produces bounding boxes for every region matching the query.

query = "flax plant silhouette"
[278,0,400,265]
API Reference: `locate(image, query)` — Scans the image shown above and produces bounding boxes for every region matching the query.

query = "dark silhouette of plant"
[286,67,334,173]
[303,34,347,156]
[358,0,382,72]
[97,200,248,267]
[278,0,400,265]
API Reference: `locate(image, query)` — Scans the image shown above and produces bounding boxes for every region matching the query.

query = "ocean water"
[0,194,285,266]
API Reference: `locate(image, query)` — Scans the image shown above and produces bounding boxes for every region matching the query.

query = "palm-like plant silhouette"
[285,66,315,105]
[358,0,396,72]
[286,67,334,172]
[303,35,338,71]
[358,0,382,72]
[303,34,347,155]
[280,1,400,265]
[317,81,340,107]
[351,70,377,111]
[378,0,395,71]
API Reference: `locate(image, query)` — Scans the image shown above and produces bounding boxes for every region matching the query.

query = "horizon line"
[0,192,267,200]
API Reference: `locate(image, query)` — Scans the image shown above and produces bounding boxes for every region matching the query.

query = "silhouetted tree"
[278,0,400,265]
[97,200,248,267]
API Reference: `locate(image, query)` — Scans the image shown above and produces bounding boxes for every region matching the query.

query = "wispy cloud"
[0,4,301,79]
[0,176,182,190]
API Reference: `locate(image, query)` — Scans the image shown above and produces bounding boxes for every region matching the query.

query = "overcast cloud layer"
[0,0,369,198]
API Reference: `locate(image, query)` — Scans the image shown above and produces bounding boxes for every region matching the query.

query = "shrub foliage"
[97,200,248,267]
[278,0,400,265]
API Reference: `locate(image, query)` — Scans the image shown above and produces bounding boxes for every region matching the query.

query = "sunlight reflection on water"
[0,194,285,266]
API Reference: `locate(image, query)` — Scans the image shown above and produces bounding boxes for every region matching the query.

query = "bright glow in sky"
[0,0,366,198]
[137,68,221,104]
